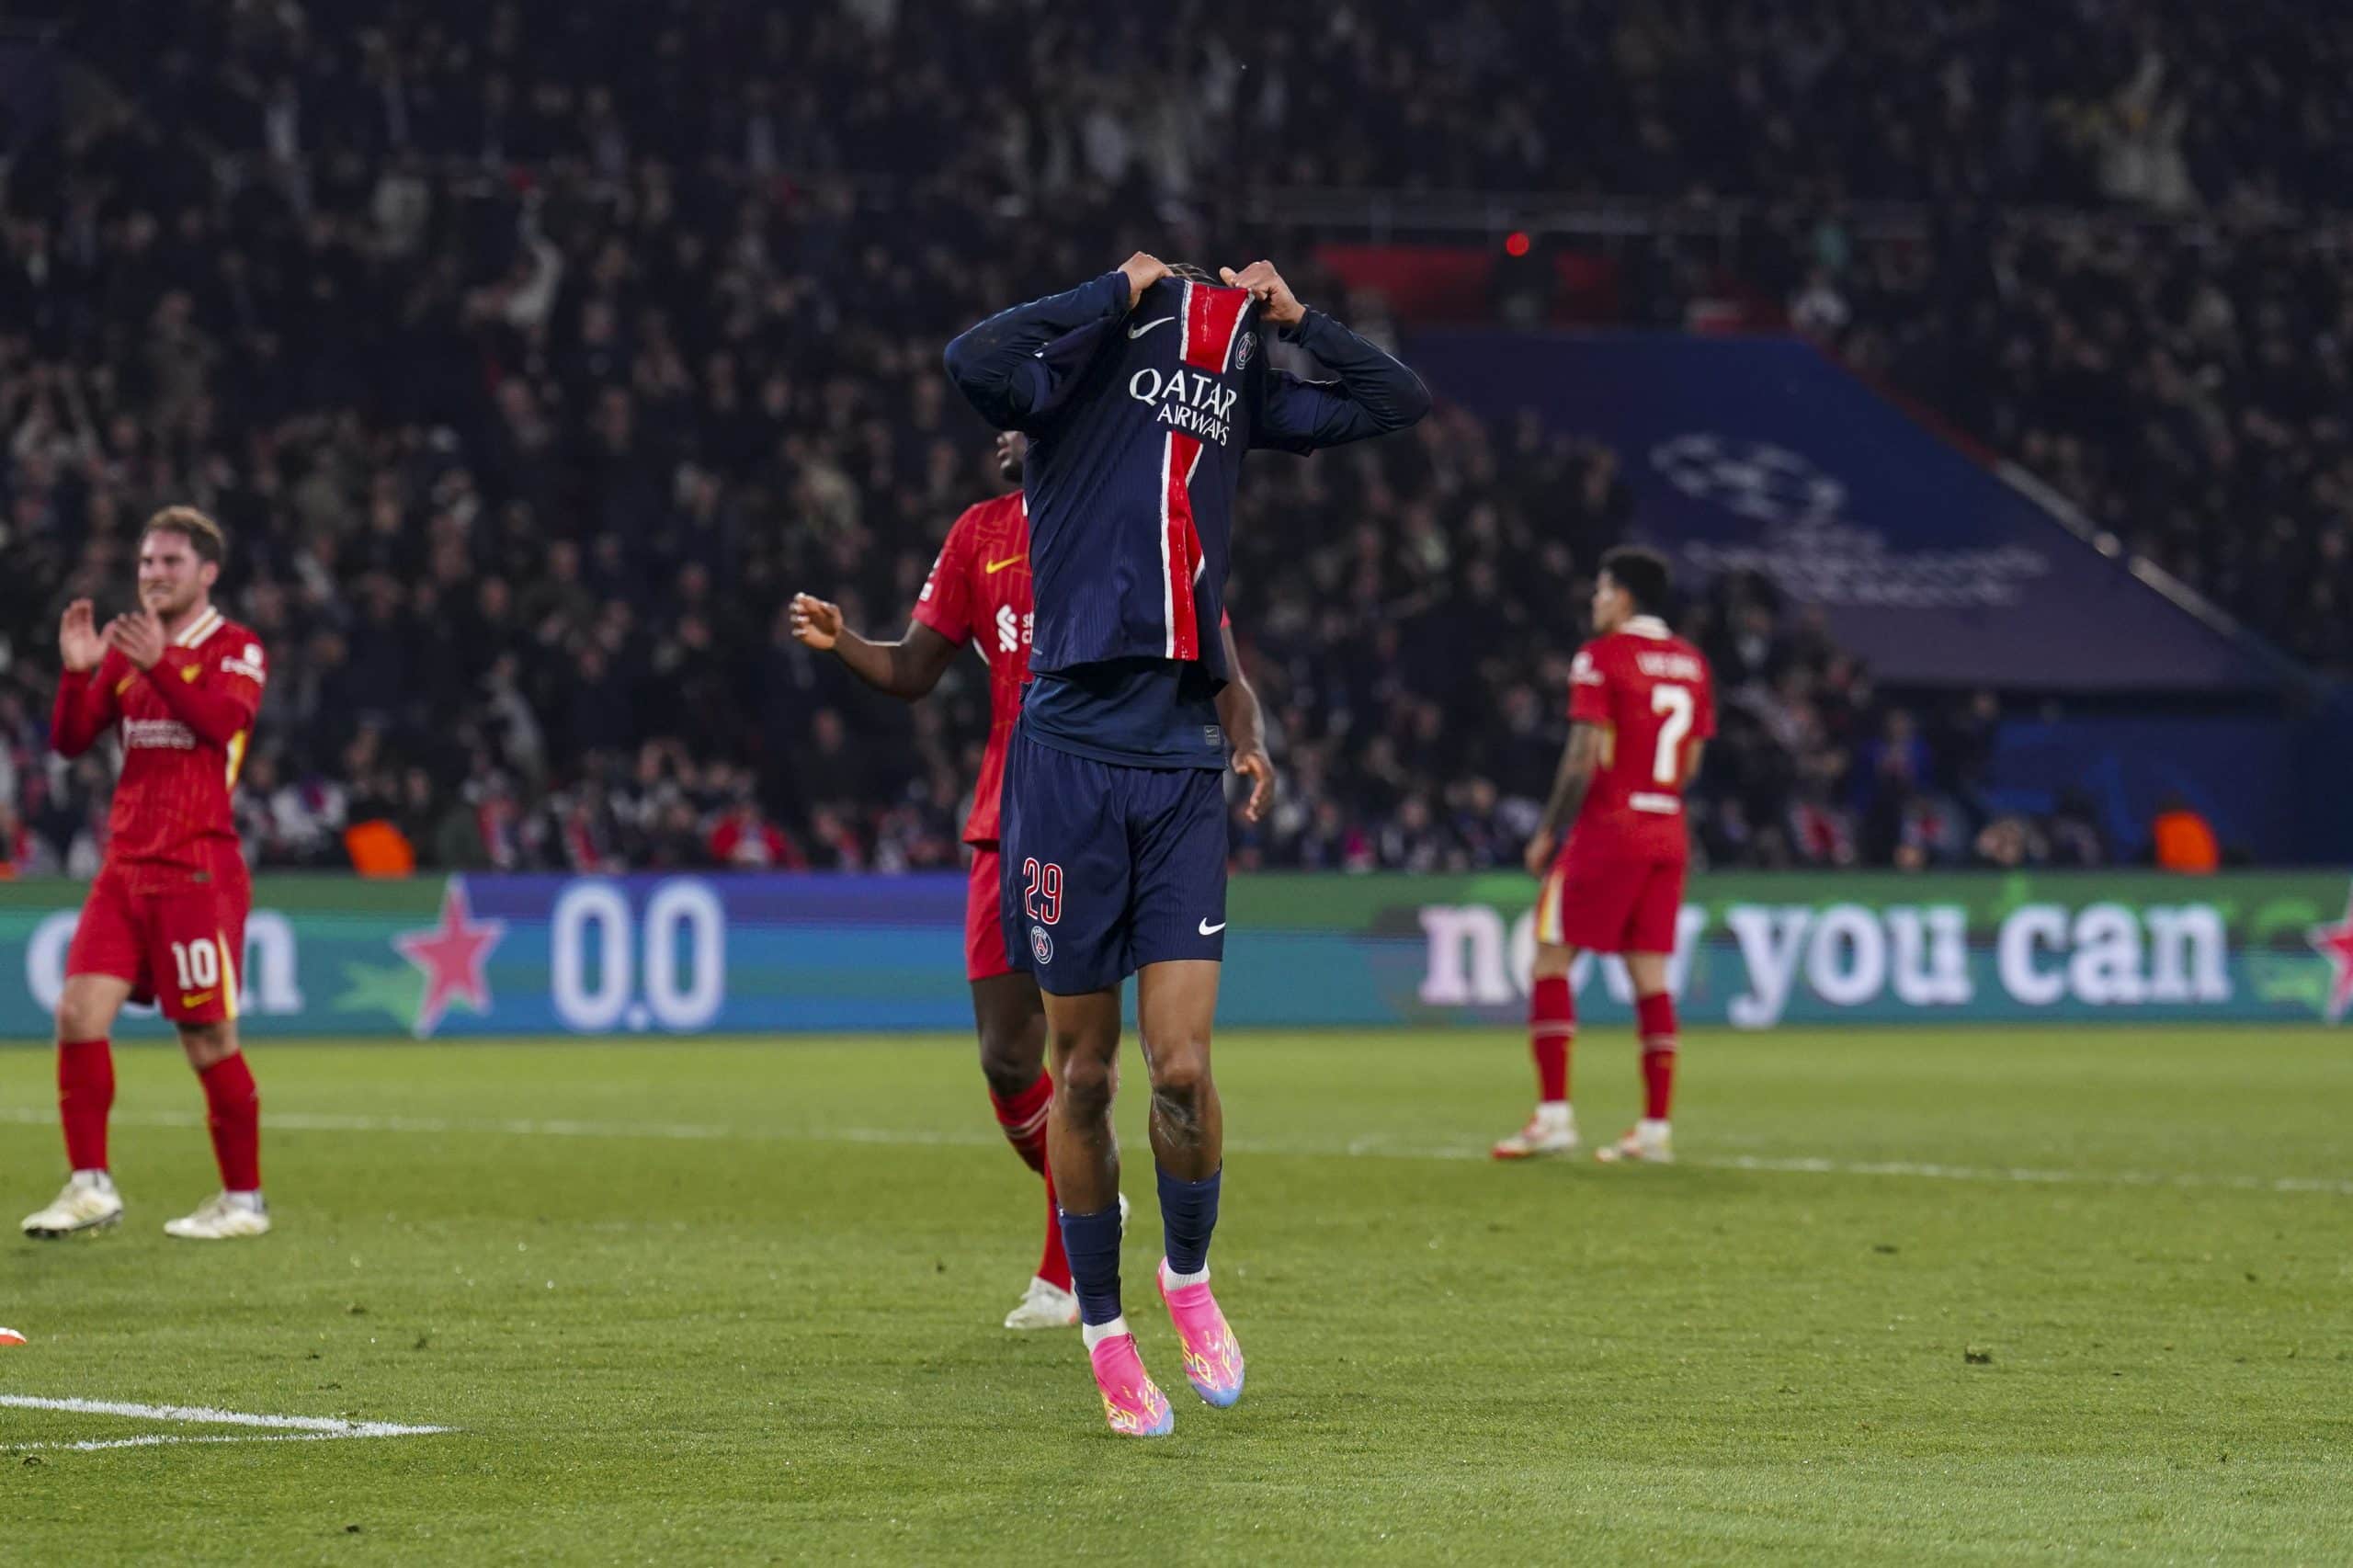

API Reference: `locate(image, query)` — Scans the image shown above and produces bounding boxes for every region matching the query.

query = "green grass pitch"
[2,1027,2347,1564]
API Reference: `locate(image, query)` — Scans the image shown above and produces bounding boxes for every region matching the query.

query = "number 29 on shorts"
[1021,858,1063,925]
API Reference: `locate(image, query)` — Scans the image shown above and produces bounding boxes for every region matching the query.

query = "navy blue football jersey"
[945,269,1429,716]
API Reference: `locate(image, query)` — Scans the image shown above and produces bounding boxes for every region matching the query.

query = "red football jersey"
[1564,615,1715,861]
[912,493,1031,846]
[51,606,266,886]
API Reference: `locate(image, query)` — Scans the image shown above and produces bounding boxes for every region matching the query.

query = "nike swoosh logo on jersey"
[1128,316,1176,339]
[1198,919,1226,936]
[983,556,1024,574]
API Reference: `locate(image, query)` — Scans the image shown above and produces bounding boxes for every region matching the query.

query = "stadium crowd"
[1778,215,2353,674]
[11,0,2337,876]
[55,0,2353,210]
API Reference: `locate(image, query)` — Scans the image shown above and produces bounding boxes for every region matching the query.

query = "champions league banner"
[1402,332,2282,692]
[1,871,2347,1039]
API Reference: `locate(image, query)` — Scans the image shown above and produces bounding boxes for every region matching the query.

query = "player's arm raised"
[790,594,961,700]
[942,254,1165,431]
[1216,619,1277,824]
[1525,722,1607,875]
[1232,260,1432,453]
[50,598,121,757]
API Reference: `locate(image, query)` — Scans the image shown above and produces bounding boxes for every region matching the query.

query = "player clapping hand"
[59,598,104,673]
[103,609,167,671]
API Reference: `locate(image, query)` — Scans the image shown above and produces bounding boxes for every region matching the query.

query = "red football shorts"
[1538,846,1687,956]
[65,846,252,1025]
[965,845,1017,982]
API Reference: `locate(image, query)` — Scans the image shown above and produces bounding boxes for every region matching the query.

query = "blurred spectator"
[709,794,806,872]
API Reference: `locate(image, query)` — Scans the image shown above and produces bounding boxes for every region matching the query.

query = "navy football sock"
[1156,1165,1221,1278]
[1057,1203,1125,1327]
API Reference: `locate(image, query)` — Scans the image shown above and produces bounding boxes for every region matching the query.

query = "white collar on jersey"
[1621,615,1672,640]
[174,608,226,648]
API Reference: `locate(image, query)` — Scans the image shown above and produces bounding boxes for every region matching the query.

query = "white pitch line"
[16,1433,366,1453]
[0,1393,449,1437]
[2,1106,2347,1199]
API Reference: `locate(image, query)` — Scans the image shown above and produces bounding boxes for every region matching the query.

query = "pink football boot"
[1156,1262,1245,1408]
[1086,1330,1175,1437]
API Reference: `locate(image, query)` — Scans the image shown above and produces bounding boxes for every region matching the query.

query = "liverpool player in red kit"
[1495,547,1714,1166]
[790,432,1276,1328]
[23,508,272,1241]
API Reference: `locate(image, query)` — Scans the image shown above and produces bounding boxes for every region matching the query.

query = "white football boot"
[1491,1107,1579,1160]
[22,1172,125,1238]
[1004,1277,1080,1330]
[1595,1119,1674,1165]
[164,1191,272,1240]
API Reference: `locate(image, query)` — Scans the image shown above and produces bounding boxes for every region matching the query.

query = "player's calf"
[172,1026,269,1233]
[1598,990,1677,1165]
[1496,963,1580,1159]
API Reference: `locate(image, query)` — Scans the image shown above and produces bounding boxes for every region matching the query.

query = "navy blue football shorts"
[998,728,1228,996]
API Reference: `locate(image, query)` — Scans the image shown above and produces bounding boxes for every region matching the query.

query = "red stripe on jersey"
[1184,284,1249,372]
[1154,280,1241,661]
[1162,430,1204,660]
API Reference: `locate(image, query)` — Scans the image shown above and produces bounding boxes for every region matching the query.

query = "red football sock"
[988,1072,1052,1176]
[58,1038,114,1172]
[1529,975,1574,1102]
[989,1072,1070,1288]
[199,1052,261,1192]
[1636,992,1677,1121]
[1036,1156,1073,1291]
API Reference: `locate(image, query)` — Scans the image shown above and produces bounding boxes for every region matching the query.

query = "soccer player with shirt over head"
[22,507,273,1242]
[947,253,1429,1436]
[788,432,1276,1332]
[1494,546,1715,1167]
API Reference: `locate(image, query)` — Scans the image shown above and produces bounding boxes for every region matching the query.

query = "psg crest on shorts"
[1030,925,1053,964]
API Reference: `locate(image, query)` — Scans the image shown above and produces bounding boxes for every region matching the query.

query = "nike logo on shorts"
[1198,919,1226,936]
[1128,317,1176,340]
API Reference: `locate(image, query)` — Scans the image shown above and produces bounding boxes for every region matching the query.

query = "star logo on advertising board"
[393,878,507,1038]
[2307,883,2353,1023]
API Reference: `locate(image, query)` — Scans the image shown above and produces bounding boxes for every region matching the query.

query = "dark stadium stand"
[3,3,2346,875]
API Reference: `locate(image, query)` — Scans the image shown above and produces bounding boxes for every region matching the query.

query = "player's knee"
[55,991,113,1044]
[177,1023,236,1069]
[1054,1051,1114,1119]
[976,1020,1046,1096]
[1532,944,1577,980]
[1145,1042,1211,1107]
[1148,1067,1211,1144]
[976,1046,1036,1098]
